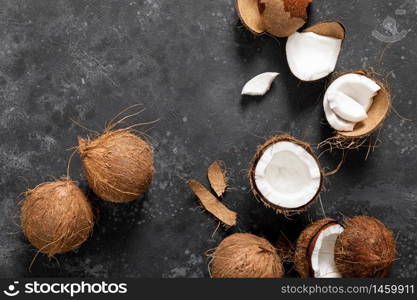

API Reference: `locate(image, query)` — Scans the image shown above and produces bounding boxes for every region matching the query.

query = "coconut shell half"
[334,216,396,278]
[236,0,312,37]
[294,218,338,278]
[304,21,346,40]
[249,136,324,214]
[235,0,265,34]
[335,70,391,139]
[210,233,284,278]
[21,179,94,256]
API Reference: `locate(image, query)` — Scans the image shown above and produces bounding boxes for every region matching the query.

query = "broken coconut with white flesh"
[324,71,391,138]
[249,136,323,214]
[235,0,312,37]
[241,72,279,96]
[286,21,345,81]
[294,216,396,278]
[210,233,284,278]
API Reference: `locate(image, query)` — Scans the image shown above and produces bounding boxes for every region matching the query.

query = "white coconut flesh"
[286,32,342,81]
[324,73,382,132]
[254,141,321,209]
[328,91,368,123]
[311,224,344,278]
[242,72,280,96]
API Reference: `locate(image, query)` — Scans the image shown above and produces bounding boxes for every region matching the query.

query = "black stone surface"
[0,0,416,278]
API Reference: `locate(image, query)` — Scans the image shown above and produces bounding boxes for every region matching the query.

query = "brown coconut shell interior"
[210,233,284,278]
[235,0,265,34]
[294,218,338,278]
[235,0,312,37]
[207,161,228,197]
[249,135,324,214]
[334,216,396,278]
[336,70,391,138]
[304,21,346,40]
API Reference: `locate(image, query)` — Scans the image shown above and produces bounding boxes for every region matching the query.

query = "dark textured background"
[0,0,416,278]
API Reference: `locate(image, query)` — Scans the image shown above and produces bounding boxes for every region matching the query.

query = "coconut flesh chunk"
[323,96,355,132]
[242,72,280,96]
[324,73,382,132]
[326,73,381,112]
[328,91,368,123]
[286,32,342,81]
[254,141,321,209]
[311,224,344,278]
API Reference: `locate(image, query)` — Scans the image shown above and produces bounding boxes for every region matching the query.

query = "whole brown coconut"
[334,216,396,278]
[21,179,94,256]
[78,129,154,203]
[294,218,338,278]
[210,233,284,278]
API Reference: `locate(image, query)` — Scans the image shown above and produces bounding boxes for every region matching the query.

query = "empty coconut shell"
[334,216,396,278]
[236,0,312,37]
[294,218,338,278]
[210,233,284,278]
[78,129,154,203]
[21,179,94,256]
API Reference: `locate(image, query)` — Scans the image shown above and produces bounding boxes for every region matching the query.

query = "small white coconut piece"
[311,224,344,278]
[253,140,321,209]
[286,32,342,81]
[241,72,280,96]
[328,91,368,123]
[323,97,356,132]
[326,73,381,112]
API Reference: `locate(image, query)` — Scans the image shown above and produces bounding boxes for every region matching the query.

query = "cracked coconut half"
[235,0,312,37]
[294,216,396,278]
[323,70,391,138]
[249,136,323,214]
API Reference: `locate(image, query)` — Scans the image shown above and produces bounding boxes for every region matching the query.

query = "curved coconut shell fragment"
[236,0,312,37]
[78,129,154,203]
[208,161,228,197]
[187,180,237,227]
[210,233,284,278]
[337,71,391,139]
[235,0,265,34]
[21,179,94,256]
[334,216,396,278]
[294,218,338,278]
[304,21,346,40]
[249,135,324,215]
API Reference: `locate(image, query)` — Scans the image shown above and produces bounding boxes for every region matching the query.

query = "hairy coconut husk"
[210,233,284,278]
[249,135,324,215]
[21,179,94,256]
[334,216,396,278]
[235,0,312,37]
[208,161,228,197]
[304,21,346,40]
[327,70,391,146]
[78,129,154,203]
[187,180,237,227]
[294,218,337,278]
